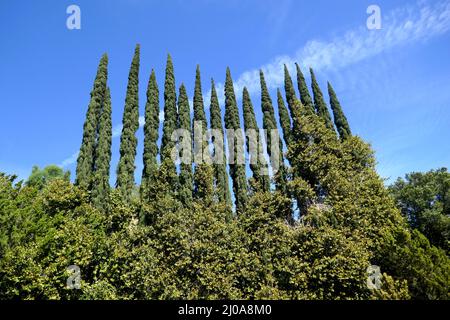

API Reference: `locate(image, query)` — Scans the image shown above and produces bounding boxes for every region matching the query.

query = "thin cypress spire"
[224,67,248,213]
[243,87,270,192]
[328,82,352,140]
[76,53,108,189]
[116,44,140,201]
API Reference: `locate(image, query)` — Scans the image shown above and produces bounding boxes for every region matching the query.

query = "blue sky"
[0,0,449,184]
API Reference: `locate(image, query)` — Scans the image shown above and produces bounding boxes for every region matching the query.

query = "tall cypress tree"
[76,54,108,189]
[116,44,140,201]
[92,86,112,210]
[161,54,178,161]
[328,82,352,140]
[277,88,292,149]
[310,68,334,130]
[243,87,270,193]
[260,71,283,171]
[295,63,314,112]
[284,64,299,120]
[177,84,193,206]
[209,78,232,208]
[141,69,160,199]
[224,67,248,213]
[192,65,214,205]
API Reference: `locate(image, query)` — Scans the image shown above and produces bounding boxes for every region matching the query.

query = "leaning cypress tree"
[310,68,334,130]
[295,62,314,112]
[76,53,108,189]
[242,87,269,193]
[161,54,178,161]
[141,69,160,199]
[284,64,299,120]
[209,78,232,208]
[116,44,140,201]
[277,88,292,149]
[192,65,214,205]
[224,67,248,213]
[177,84,193,206]
[91,86,112,210]
[328,82,352,140]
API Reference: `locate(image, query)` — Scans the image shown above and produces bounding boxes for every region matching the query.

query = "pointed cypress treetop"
[224,67,248,213]
[192,66,213,205]
[210,78,224,134]
[210,78,232,209]
[178,84,191,131]
[310,68,334,130]
[243,87,270,192]
[193,65,207,130]
[284,64,300,121]
[328,82,352,140]
[141,69,160,199]
[76,53,108,189]
[161,53,177,161]
[224,67,241,130]
[116,44,140,200]
[260,70,279,156]
[295,63,314,112]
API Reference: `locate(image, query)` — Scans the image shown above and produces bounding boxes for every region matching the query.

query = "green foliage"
[116,45,140,202]
[2,59,448,301]
[209,79,232,210]
[177,84,193,206]
[26,165,70,190]
[224,67,248,213]
[242,87,270,193]
[192,66,214,205]
[283,65,299,122]
[260,71,285,193]
[295,63,314,112]
[327,82,352,140]
[76,54,108,189]
[389,168,450,253]
[161,54,178,162]
[277,88,292,149]
[141,70,160,200]
[310,68,334,130]
[92,87,112,211]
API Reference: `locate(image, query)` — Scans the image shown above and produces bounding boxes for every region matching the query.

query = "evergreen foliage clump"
[2,53,448,301]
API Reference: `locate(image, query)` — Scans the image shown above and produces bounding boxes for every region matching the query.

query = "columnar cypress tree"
[260,71,284,176]
[177,84,193,206]
[277,88,292,149]
[192,65,214,205]
[161,54,178,161]
[116,44,140,201]
[310,68,334,130]
[141,69,160,199]
[284,64,299,119]
[91,86,112,210]
[224,67,248,213]
[295,63,314,112]
[275,89,293,221]
[243,87,270,193]
[76,54,108,189]
[209,78,232,208]
[328,82,352,140]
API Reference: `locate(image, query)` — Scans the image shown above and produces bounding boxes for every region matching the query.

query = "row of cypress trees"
[75,44,351,215]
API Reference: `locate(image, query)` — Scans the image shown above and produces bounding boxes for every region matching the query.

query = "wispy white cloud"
[206,0,450,105]
[59,151,79,168]
[60,0,450,168]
